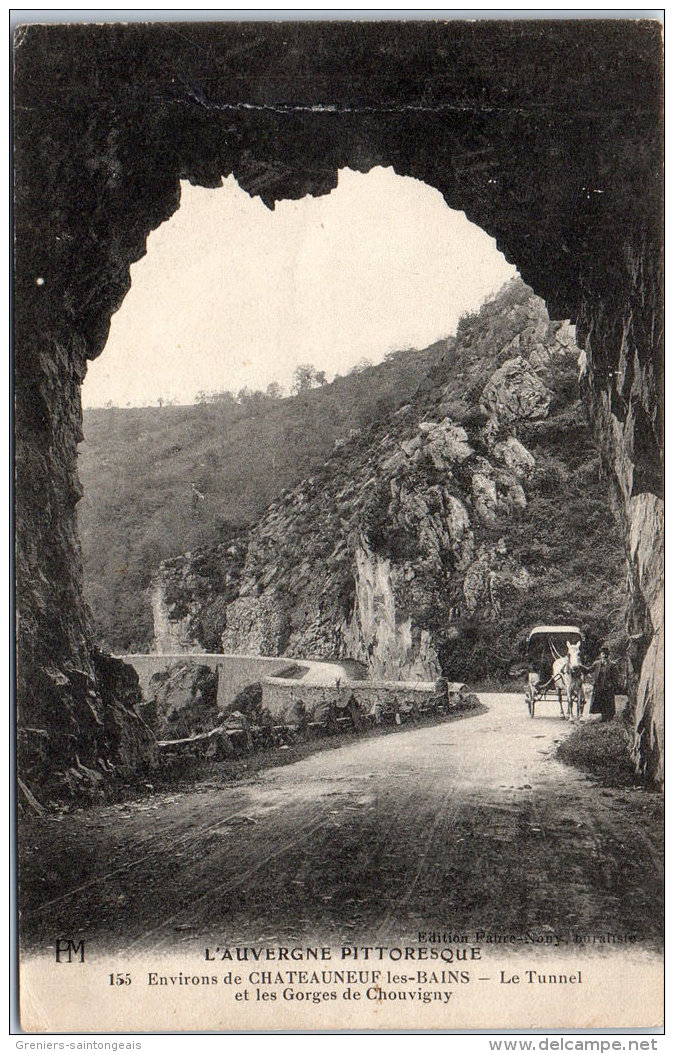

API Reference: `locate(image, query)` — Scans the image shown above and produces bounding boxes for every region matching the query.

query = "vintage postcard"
[13,16,663,1033]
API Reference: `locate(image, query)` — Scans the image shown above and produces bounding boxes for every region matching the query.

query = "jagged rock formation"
[13,22,662,789]
[153,282,627,690]
[341,544,442,681]
[150,539,248,654]
[221,593,290,656]
[17,648,156,800]
[462,540,532,616]
[151,581,195,655]
[481,357,552,422]
[140,662,219,740]
[588,353,664,783]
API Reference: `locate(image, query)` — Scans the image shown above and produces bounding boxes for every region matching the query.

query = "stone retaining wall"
[261,676,450,729]
[119,654,474,748]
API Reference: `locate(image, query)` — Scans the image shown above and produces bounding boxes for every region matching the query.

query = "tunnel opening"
[74,163,633,743]
[77,166,520,657]
[14,21,663,794]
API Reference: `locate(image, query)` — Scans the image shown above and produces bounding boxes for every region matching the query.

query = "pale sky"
[82,167,517,407]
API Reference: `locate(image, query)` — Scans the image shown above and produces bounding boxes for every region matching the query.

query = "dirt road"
[19,695,662,956]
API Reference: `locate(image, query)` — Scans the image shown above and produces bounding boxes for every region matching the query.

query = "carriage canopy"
[527,625,583,679]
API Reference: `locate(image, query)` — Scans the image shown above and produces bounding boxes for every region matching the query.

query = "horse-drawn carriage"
[525,625,588,719]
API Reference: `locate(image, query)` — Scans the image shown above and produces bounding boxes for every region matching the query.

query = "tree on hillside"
[266,381,285,399]
[291,364,327,394]
[209,390,237,407]
[196,389,237,406]
[237,387,270,413]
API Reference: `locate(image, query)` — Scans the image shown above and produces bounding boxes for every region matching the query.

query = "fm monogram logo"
[55,938,85,963]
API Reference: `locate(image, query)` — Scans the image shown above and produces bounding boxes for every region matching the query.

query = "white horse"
[551,640,585,719]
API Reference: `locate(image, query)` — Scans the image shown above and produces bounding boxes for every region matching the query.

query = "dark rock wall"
[577,246,664,782]
[13,21,663,789]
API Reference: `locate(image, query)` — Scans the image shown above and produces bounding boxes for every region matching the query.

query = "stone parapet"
[261,675,457,730]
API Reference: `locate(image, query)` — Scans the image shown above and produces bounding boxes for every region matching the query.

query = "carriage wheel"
[526,685,536,718]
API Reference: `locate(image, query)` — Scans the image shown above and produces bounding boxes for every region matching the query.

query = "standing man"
[589,645,619,722]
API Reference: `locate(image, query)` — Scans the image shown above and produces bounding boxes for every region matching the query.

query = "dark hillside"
[79,342,447,650]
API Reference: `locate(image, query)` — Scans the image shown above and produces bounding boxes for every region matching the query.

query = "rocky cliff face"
[341,544,441,681]
[579,254,664,783]
[153,282,627,689]
[139,662,219,740]
[17,643,156,800]
[14,328,157,798]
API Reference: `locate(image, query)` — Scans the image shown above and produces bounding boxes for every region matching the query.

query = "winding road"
[19,695,662,957]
